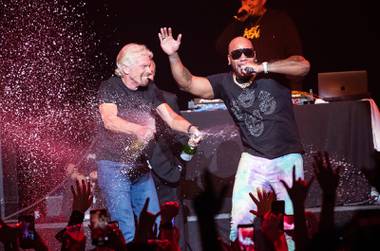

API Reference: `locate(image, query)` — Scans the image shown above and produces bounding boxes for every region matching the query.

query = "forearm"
[67,210,85,226]
[158,226,180,250]
[266,55,310,76]
[168,53,193,91]
[319,194,336,232]
[167,113,193,134]
[293,204,309,251]
[102,115,143,136]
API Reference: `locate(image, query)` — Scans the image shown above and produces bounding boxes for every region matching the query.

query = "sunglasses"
[230,48,255,60]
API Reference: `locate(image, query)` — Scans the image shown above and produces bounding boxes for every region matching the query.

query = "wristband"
[262,61,269,74]
[187,124,195,133]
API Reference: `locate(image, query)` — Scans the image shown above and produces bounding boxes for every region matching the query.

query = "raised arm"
[245,55,310,77]
[158,27,214,99]
[267,55,310,76]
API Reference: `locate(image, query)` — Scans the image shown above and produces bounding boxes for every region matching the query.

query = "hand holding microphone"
[234,7,250,21]
[242,61,269,76]
[243,67,256,75]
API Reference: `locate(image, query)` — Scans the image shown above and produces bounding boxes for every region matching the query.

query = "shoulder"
[207,72,231,83]
[267,9,291,18]
[99,76,121,90]
[263,10,294,26]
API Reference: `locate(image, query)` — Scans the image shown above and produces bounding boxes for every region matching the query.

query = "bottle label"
[180,152,193,162]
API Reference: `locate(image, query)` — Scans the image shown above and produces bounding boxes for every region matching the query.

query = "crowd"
[1,151,379,250]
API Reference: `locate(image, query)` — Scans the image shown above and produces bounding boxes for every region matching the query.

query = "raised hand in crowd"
[159,201,179,226]
[134,198,159,243]
[280,166,314,251]
[158,201,180,251]
[313,151,340,198]
[312,151,339,230]
[71,179,93,214]
[311,151,340,251]
[249,188,275,219]
[57,178,93,251]
[280,166,314,209]
[249,189,287,251]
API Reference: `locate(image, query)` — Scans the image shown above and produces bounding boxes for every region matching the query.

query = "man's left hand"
[158,27,182,56]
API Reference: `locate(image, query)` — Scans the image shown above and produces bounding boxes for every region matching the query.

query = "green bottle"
[180,136,198,162]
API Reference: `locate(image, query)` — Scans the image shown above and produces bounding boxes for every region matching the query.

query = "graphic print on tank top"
[230,88,277,137]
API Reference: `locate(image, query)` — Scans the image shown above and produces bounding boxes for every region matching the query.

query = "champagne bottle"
[180,135,199,162]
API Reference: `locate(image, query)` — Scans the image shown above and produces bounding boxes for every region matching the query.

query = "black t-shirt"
[208,72,303,159]
[95,76,165,163]
[216,9,303,61]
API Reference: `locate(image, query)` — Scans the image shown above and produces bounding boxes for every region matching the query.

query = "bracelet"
[187,124,195,133]
[262,61,269,74]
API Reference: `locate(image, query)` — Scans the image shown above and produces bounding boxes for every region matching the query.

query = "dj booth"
[180,100,375,215]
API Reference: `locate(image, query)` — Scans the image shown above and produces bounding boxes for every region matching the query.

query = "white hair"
[114,43,153,77]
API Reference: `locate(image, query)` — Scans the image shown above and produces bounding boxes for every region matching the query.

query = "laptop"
[317,70,369,101]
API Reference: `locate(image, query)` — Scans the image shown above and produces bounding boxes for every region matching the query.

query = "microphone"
[244,67,256,74]
[236,9,248,18]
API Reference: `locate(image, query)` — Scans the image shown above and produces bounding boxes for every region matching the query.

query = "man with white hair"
[95,43,201,242]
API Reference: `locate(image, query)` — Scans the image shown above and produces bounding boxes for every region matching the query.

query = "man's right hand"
[188,126,203,146]
[136,125,156,143]
[158,27,182,56]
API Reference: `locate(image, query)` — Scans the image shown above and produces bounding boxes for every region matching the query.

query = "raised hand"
[71,179,93,213]
[312,151,340,195]
[158,27,182,56]
[135,198,159,242]
[280,166,314,207]
[280,166,313,251]
[160,201,179,225]
[249,188,275,218]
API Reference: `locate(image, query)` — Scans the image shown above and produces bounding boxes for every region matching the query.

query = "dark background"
[86,0,380,109]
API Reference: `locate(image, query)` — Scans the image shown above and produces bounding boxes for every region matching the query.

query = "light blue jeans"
[229,152,304,242]
[96,160,160,243]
